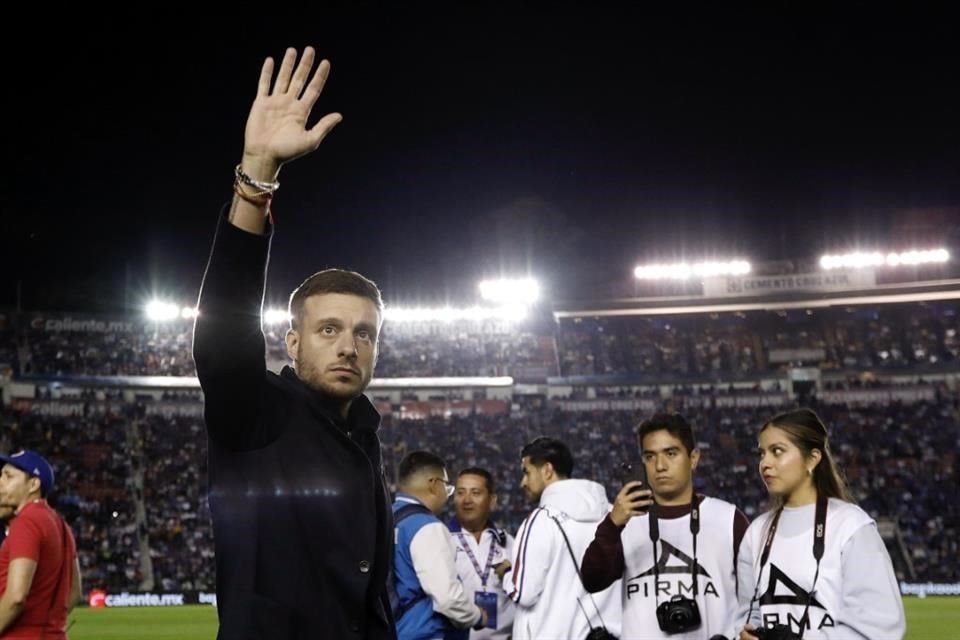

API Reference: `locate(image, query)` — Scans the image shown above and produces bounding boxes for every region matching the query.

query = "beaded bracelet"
[234,164,280,194]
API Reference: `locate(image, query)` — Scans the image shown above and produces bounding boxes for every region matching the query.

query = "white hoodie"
[504,479,623,640]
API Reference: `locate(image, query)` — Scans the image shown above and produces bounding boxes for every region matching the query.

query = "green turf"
[66,597,959,639]
[70,605,218,640]
[902,596,960,638]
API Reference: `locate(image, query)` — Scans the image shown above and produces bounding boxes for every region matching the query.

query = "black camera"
[655,595,702,633]
[584,627,617,640]
[753,624,800,640]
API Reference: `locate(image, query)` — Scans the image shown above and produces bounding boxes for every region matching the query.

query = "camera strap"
[745,495,828,639]
[647,495,701,608]
[549,514,610,634]
[797,495,828,640]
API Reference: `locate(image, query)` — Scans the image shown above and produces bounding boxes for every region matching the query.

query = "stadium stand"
[0,291,957,596]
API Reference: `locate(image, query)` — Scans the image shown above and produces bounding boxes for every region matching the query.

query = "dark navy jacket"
[193,213,395,640]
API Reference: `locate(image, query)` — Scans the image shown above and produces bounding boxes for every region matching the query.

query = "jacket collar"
[278,365,381,434]
[394,492,427,507]
[448,516,507,546]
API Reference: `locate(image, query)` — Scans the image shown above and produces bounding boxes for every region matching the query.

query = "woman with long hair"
[735,408,905,640]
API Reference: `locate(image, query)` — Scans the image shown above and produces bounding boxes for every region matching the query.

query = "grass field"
[70,606,218,639]
[68,597,958,639]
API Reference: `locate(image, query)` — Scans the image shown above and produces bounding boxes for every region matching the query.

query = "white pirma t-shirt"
[737,498,906,640]
[620,496,740,640]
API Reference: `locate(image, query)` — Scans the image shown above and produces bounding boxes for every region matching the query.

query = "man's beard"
[295,350,363,402]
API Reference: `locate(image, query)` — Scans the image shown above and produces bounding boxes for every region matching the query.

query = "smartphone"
[620,461,647,493]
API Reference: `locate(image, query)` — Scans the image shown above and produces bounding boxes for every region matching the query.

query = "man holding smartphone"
[581,413,749,640]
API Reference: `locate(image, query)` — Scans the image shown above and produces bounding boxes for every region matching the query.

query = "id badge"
[475,591,497,629]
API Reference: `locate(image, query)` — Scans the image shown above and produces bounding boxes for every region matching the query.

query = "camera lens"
[669,608,689,623]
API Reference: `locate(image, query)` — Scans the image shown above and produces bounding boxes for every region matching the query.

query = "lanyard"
[456,531,500,589]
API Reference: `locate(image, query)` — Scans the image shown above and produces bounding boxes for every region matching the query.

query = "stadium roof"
[553,276,960,319]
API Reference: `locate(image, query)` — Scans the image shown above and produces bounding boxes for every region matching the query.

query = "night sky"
[3,5,958,314]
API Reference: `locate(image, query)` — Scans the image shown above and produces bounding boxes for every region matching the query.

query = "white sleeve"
[828,523,906,640]
[494,531,517,599]
[735,526,761,633]
[504,508,555,608]
[409,521,483,628]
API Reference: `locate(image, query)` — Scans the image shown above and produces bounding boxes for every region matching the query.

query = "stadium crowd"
[0,300,956,609]
[1,386,955,593]
[2,300,956,380]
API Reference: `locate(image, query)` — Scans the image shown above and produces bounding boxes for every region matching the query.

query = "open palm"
[243,47,342,168]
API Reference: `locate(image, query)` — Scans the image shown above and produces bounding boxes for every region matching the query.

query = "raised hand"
[242,47,342,180]
[609,482,654,527]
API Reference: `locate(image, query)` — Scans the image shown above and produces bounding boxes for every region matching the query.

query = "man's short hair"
[288,268,384,331]
[398,451,447,485]
[520,437,574,478]
[637,412,696,455]
[458,467,495,495]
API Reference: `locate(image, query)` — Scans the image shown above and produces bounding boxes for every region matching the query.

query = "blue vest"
[392,495,468,640]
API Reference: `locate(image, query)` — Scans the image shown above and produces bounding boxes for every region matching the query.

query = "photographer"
[581,413,748,640]
[735,409,905,640]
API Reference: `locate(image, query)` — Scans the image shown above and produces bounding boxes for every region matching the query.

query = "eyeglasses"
[431,477,456,498]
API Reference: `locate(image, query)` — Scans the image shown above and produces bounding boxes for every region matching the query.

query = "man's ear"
[543,462,556,481]
[690,448,701,471]
[285,328,299,361]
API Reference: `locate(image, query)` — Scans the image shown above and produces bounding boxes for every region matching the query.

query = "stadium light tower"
[820,248,950,270]
[145,300,180,322]
[478,278,541,306]
[384,304,527,323]
[633,260,751,280]
[263,308,292,325]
